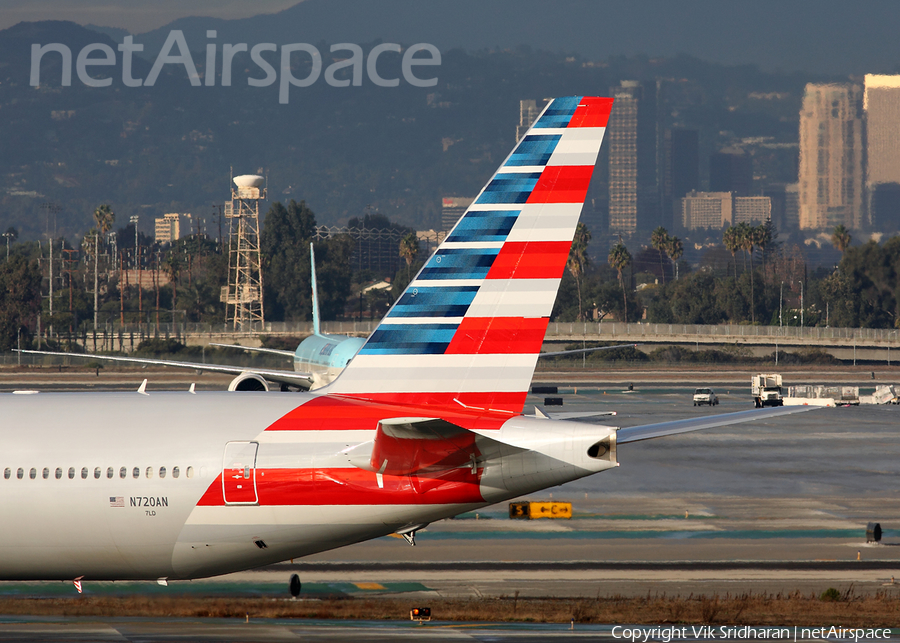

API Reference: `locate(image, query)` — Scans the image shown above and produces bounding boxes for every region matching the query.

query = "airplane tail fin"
[325,97,613,416]
[310,242,321,336]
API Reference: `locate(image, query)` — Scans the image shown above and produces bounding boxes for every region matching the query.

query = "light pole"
[130,216,139,268]
[2,232,12,259]
[796,280,804,327]
[779,281,784,328]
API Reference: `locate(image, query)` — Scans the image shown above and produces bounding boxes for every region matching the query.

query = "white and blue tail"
[324,97,613,415]
[310,242,322,337]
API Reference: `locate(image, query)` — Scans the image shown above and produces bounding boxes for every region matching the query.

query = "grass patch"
[0,591,898,625]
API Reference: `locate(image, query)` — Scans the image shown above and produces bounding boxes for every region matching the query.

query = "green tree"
[650,226,670,284]
[92,204,115,236]
[0,256,41,350]
[567,222,591,320]
[722,226,740,278]
[831,224,852,254]
[608,240,632,322]
[399,231,419,281]
[666,236,683,280]
[261,200,318,320]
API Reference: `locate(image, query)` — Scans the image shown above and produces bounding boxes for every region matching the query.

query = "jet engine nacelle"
[227,372,270,392]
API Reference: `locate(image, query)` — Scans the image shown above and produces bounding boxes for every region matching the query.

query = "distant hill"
[1,19,839,243]
[129,0,900,76]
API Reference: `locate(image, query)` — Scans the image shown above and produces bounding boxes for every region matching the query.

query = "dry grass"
[0,591,899,625]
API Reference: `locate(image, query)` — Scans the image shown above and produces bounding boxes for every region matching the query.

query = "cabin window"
[145,466,153,479]
[186,466,193,478]
[17,468,23,480]
[68,467,75,479]
[81,467,88,480]
[42,468,49,480]
[172,466,180,479]
[132,467,140,479]
[119,467,127,479]
[29,468,36,480]
[107,467,114,479]
[55,468,62,479]
[94,467,101,479]
[159,466,166,479]
[3,468,9,480]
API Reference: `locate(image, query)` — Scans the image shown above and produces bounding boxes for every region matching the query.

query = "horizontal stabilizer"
[16,349,313,389]
[616,406,818,445]
[531,406,616,420]
[539,343,638,358]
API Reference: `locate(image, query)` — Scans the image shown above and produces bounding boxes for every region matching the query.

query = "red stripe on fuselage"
[446,317,549,355]
[568,97,613,128]
[527,166,594,204]
[485,241,571,280]
[197,467,485,507]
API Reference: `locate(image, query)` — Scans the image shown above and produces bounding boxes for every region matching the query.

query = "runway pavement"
[1,367,899,637]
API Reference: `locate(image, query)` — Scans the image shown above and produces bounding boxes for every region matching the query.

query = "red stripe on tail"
[446,317,549,355]
[568,97,613,128]
[527,166,594,204]
[486,241,571,280]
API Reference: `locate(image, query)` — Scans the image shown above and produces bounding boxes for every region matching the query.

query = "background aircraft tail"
[310,243,322,337]
[324,97,612,415]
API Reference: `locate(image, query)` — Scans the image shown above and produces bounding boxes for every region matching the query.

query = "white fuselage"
[0,391,615,581]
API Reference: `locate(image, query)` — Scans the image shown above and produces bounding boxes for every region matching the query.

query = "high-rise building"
[608,81,659,235]
[784,183,800,230]
[154,213,191,244]
[441,197,474,233]
[516,99,550,141]
[681,191,732,230]
[798,83,866,229]
[710,148,753,197]
[864,74,900,227]
[733,196,772,225]
[663,128,699,229]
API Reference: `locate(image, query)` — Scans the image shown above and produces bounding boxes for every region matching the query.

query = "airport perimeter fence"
[22,321,900,341]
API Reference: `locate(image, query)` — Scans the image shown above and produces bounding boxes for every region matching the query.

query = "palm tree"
[398,231,419,281]
[163,253,182,314]
[738,222,757,323]
[722,226,740,278]
[666,236,683,280]
[608,240,632,322]
[650,226,670,284]
[567,222,591,320]
[831,224,851,254]
[752,223,771,284]
[93,204,115,236]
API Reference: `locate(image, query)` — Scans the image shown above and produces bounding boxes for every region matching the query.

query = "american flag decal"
[109,496,124,508]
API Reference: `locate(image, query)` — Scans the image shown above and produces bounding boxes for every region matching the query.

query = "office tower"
[864,75,900,228]
[681,191,732,230]
[710,148,753,197]
[516,99,550,141]
[798,83,866,229]
[441,197,474,233]
[608,81,659,235]
[663,128,699,229]
[733,196,772,225]
[154,213,191,244]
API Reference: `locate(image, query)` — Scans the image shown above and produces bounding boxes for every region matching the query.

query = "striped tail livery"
[324,96,614,414]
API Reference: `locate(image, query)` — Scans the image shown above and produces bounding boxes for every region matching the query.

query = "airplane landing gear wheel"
[289,573,301,597]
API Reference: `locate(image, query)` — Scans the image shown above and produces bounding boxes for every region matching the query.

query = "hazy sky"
[0,0,299,32]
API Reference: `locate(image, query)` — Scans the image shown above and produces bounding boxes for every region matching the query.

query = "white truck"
[752,373,783,407]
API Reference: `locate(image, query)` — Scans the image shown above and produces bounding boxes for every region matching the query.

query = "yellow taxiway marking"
[353,582,386,590]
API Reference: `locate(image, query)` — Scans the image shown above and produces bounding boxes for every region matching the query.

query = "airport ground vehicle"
[693,388,719,406]
[752,373,784,407]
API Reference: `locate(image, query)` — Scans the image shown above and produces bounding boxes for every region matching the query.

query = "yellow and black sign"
[509,501,572,520]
